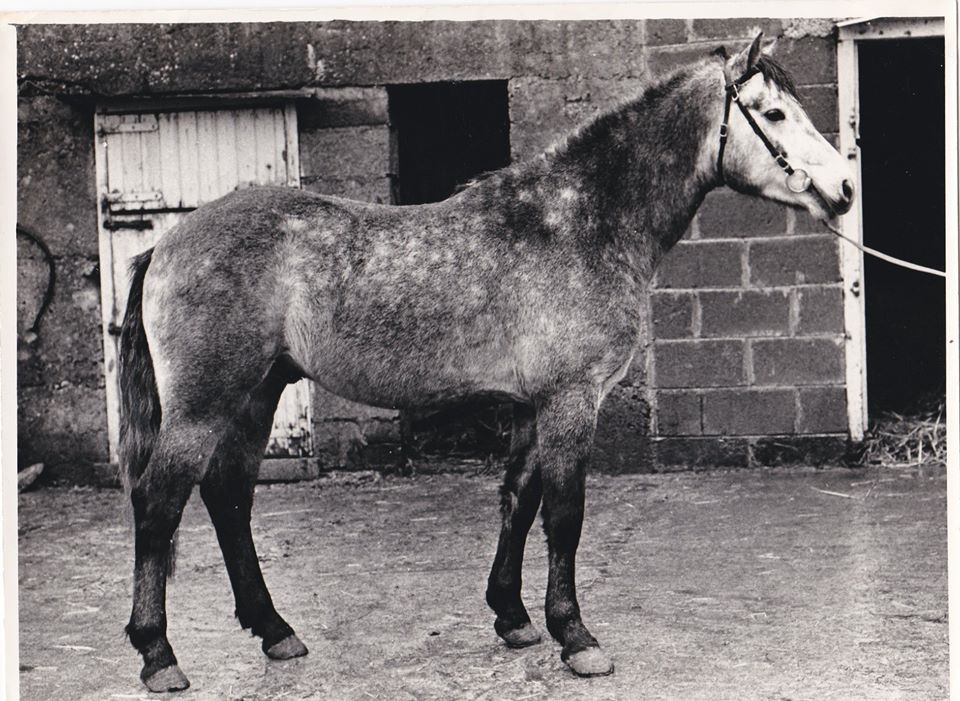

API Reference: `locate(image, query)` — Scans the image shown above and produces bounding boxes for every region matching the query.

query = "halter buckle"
[719,123,728,138]
[727,83,740,102]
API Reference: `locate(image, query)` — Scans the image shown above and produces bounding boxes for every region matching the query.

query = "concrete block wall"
[644,20,847,468]
[501,18,848,469]
[16,18,847,482]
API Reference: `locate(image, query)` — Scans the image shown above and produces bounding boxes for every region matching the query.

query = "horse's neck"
[522,66,722,279]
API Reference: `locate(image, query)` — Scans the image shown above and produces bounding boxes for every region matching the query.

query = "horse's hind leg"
[486,403,543,648]
[199,361,308,660]
[127,418,227,692]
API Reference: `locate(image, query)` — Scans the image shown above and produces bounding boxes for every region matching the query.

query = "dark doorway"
[388,81,511,205]
[387,81,513,465]
[857,37,945,416]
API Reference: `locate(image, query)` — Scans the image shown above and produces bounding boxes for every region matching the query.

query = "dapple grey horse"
[119,34,854,691]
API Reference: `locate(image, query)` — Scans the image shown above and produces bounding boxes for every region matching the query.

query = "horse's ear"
[724,31,764,79]
[711,45,729,60]
[746,32,764,68]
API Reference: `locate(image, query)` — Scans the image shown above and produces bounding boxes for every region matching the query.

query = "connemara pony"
[119,35,855,692]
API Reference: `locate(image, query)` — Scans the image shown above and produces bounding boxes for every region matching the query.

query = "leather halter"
[717,65,805,190]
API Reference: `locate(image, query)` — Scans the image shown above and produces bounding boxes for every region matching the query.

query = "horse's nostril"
[841,179,855,202]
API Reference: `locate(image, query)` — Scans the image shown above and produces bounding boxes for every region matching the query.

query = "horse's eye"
[764,109,786,122]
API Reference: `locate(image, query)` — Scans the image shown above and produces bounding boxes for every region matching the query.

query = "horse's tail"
[119,248,177,577]
[119,248,160,491]
[118,248,176,573]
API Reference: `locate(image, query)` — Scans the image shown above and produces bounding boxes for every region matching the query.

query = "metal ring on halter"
[786,169,812,193]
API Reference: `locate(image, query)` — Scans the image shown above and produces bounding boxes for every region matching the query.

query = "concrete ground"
[19,465,947,701]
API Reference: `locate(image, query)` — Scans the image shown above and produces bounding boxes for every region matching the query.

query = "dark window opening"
[858,37,945,417]
[387,80,513,465]
[388,80,511,205]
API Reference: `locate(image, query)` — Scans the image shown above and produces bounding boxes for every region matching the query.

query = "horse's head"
[716,33,855,220]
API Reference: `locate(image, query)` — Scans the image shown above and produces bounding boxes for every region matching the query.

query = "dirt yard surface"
[19,465,947,700]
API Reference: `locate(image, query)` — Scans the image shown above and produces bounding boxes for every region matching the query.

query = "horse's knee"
[539,462,587,545]
[541,487,585,532]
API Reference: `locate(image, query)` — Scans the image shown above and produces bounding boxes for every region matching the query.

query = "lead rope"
[823,222,946,278]
[718,66,947,279]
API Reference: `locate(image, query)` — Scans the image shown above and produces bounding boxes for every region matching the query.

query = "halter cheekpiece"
[717,64,811,193]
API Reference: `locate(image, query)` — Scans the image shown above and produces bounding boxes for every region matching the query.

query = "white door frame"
[835,16,946,441]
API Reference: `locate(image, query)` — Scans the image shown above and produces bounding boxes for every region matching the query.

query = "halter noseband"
[717,65,810,193]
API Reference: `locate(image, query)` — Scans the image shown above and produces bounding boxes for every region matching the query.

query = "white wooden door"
[95,105,312,462]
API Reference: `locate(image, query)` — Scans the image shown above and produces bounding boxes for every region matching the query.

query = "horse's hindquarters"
[140,198,295,419]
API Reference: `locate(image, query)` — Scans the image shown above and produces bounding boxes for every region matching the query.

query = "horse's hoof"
[142,664,191,692]
[265,634,309,660]
[563,647,615,677]
[500,622,542,648]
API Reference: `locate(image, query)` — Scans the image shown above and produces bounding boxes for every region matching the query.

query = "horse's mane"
[541,50,802,165]
[453,49,800,195]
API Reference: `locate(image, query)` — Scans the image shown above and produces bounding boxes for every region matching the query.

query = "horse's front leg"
[486,403,543,648]
[537,388,615,677]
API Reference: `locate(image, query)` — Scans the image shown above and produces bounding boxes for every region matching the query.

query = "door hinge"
[105,190,164,206]
[103,219,154,231]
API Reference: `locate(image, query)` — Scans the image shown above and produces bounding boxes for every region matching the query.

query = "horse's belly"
[303,336,527,410]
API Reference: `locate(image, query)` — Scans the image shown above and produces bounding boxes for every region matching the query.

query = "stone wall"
[293,88,400,469]
[17,95,106,482]
[16,18,847,482]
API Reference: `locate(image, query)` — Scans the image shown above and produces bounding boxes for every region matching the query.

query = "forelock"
[755,54,800,102]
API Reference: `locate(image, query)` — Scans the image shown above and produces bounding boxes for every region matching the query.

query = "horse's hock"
[18,18,870,483]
